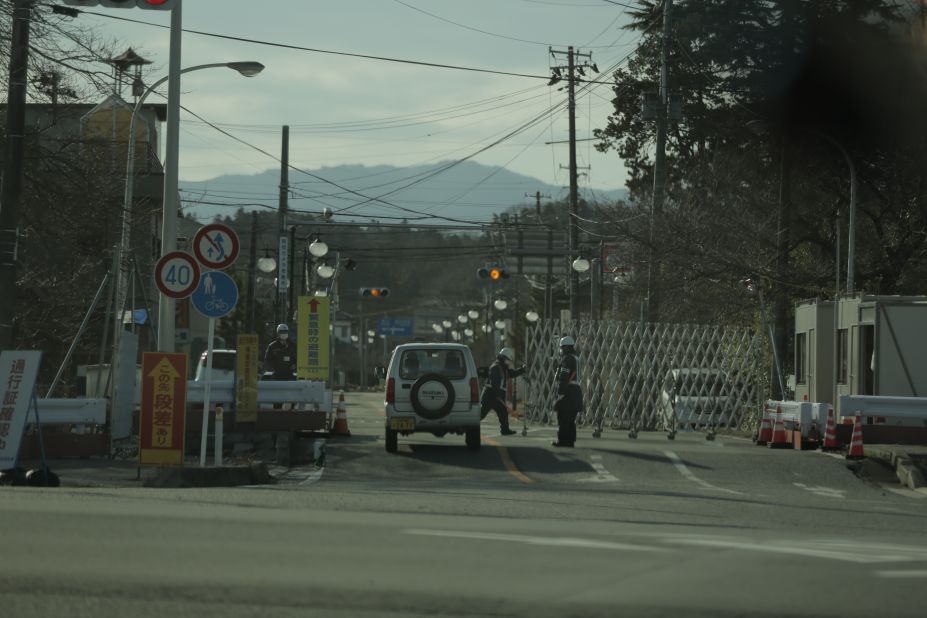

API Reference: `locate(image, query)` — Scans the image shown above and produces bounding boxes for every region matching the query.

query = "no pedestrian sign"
[193,223,240,270]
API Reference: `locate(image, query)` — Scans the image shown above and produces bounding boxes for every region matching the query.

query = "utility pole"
[550,46,595,321]
[646,0,673,324]
[276,125,289,325]
[246,211,257,333]
[0,0,33,349]
[525,191,551,220]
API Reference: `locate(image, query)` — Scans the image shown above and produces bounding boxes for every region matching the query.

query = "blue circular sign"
[190,270,238,319]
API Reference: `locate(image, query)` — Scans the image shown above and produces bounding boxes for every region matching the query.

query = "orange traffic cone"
[822,407,840,451]
[756,407,773,445]
[768,406,789,448]
[846,414,865,460]
[331,390,351,437]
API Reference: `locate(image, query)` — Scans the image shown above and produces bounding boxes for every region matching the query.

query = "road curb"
[866,447,927,490]
[142,462,274,488]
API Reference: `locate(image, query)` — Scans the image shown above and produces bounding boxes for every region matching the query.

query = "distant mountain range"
[179,161,628,223]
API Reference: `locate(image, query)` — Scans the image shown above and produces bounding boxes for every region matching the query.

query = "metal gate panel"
[522,318,766,434]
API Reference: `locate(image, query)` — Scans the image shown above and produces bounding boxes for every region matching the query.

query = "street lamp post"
[147,60,264,352]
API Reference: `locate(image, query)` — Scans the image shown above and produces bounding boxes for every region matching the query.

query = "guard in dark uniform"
[552,336,583,447]
[264,323,297,380]
[481,347,525,436]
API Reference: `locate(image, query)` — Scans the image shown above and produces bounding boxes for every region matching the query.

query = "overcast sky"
[76,0,636,195]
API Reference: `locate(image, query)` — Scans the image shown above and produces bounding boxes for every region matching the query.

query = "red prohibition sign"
[193,223,240,270]
[155,251,201,299]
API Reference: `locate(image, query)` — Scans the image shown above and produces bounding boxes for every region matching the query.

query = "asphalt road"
[2,391,927,617]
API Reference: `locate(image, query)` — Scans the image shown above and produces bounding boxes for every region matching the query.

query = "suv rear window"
[399,350,467,380]
[200,352,236,372]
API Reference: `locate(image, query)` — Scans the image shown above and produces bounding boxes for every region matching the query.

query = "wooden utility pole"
[646,0,673,324]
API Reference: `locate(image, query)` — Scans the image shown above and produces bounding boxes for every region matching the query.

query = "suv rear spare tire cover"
[410,373,456,419]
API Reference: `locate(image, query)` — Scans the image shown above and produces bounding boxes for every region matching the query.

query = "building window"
[837,329,848,384]
[795,332,807,384]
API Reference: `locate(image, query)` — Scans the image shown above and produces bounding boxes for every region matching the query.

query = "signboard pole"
[199,317,216,467]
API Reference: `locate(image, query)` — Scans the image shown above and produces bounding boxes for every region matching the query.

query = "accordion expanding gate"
[522,320,767,436]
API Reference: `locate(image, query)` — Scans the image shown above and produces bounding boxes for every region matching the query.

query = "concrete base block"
[143,462,273,488]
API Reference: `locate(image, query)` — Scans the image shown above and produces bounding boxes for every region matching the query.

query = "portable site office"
[793,295,927,420]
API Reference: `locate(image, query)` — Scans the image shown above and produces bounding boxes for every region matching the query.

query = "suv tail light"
[386,378,396,403]
[470,377,479,403]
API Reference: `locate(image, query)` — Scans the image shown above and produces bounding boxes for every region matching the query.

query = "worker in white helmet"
[480,347,525,436]
[552,335,582,447]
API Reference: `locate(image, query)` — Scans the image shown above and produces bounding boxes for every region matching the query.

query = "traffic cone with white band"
[822,407,840,451]
[768,406,789,448]
[846,414,865,460]
[331,390,351,437]
[756,406,773,445]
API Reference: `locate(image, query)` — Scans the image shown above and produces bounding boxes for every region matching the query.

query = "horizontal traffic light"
[360,287,390,299]
[60,0,176,9]
[477,265,509,280]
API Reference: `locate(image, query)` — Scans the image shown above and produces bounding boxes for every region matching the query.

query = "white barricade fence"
[523,318,767,432]
[839,395,927,424]
[32,398,107,425]
[136,380,329,410]
[764,400,822,437]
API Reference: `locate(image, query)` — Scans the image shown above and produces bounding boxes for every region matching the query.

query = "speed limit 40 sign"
[154,251,201,299]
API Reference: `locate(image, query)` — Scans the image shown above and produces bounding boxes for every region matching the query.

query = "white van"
[193,349,236,382]
[660,368,736,432]
[383,343,481,453]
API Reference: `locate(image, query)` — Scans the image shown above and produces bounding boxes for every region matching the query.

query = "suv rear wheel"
[465,427,481,451]
[385,428,398,453]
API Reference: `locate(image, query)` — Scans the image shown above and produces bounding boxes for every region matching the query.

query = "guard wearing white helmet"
[264,323,297,381]
[480,347,525,436]
[552,335,582,447]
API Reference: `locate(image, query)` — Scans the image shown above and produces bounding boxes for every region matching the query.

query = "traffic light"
[60,1,176,9]
[477,265,509,280]
[359,287,390,299]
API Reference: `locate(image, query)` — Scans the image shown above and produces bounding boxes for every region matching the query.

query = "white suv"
[383,343,481,453]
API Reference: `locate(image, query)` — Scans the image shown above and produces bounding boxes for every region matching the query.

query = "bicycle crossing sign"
[154,251,201,299]
[193,223,240,270]
[190,270,238,319]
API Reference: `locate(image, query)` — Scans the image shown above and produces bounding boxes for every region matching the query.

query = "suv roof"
[393,343,471,352]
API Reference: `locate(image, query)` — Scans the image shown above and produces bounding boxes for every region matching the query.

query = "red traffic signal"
[61,1,176,9]
[477,265,509,280]
[360,287,390,299]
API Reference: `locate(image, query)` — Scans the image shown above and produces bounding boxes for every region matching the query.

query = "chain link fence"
[521,318,768,436]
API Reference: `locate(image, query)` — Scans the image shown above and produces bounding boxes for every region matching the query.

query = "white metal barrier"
[839,395,927,420]
[765,400,825,436]
[32,398,107,425]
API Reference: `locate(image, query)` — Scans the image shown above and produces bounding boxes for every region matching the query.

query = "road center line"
[484,436,535,485]
[403,529,668,552]
[875,570,927,578]
[664,450,742,495]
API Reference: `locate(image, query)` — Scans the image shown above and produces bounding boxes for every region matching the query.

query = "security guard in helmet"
[481,347,525,436]
[264,323,297,380]
[552,335,583,447]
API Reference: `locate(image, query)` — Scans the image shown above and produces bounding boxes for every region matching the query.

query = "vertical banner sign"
[277,235,289,293]
[236,334,259,423]
[139,353,187,466]
[0,351,42,467]
[297,296,331,380]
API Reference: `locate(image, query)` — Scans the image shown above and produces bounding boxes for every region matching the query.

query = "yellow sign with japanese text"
[297,296,330,381]
[139,353,187,467]
[236,334,259,422]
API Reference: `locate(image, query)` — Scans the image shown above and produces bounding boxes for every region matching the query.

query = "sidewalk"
[865,445,927,490]
[13,456,274,489]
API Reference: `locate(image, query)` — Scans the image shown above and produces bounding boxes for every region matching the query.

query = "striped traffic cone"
[846,414,865,460]
[822,407,840,452]
[755,407,773,445]
[331,390,351,437]
[767,406,789,449]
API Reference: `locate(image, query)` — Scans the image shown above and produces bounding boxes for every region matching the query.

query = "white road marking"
[664,450,743,495]
[875,570,927,579]
[793,482,846,499]
[665,537,927,564]
[879,486,927,500]
[590,454,602,460]
[403,529,668,552]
